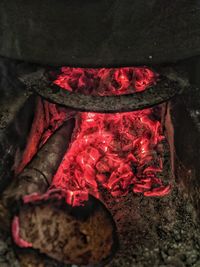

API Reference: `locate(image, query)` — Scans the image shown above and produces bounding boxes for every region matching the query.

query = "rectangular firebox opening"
[0,59,200,267]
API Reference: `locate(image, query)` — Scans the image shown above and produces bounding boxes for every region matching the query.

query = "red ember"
[16,67,170,207]
[51,109,170,206]
[53,66,158,95]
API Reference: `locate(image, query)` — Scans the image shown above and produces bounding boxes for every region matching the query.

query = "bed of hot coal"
[12,67,170,204]
[1,63,200,267]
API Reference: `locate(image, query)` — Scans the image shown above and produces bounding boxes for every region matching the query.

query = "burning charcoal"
[15,98,70,175]
[12,191,118,266]
[53,67,157,96]
[52,107,171,201]
[15,97,46,175]
[2,118,75,207]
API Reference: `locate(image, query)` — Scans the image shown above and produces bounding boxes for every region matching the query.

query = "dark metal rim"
[28,69,189,112]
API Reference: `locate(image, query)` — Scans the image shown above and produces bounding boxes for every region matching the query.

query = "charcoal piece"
[14,193,118,266]
[15,96,46,175]
[3,118,75,207]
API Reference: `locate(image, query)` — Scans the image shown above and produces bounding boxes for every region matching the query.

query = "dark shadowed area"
[0,0,200,66]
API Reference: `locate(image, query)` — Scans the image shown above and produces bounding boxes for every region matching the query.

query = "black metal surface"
[29,69,188,112]
[0,0,200,66]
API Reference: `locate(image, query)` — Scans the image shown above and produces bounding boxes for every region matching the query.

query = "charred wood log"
[2,118,75,207]
[15,96,46,175]
[12,191,118,266]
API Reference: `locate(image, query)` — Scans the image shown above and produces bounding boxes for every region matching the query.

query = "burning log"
[3,118,75,207]
[12,191,118,266]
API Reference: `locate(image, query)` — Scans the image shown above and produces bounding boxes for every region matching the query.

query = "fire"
[17,66,170,207]
[51,109,170,205]
[53,66,158,95]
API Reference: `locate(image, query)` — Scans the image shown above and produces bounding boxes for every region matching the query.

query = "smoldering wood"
[15,194,117,266]
[15,96,46,175]
[2,118,75,207]
[23,67,188,112]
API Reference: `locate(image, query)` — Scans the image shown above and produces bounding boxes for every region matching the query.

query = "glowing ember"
[15,100,69,175]
[53,67,158,95]
[51,109,170,205]
[17,67,170,207]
